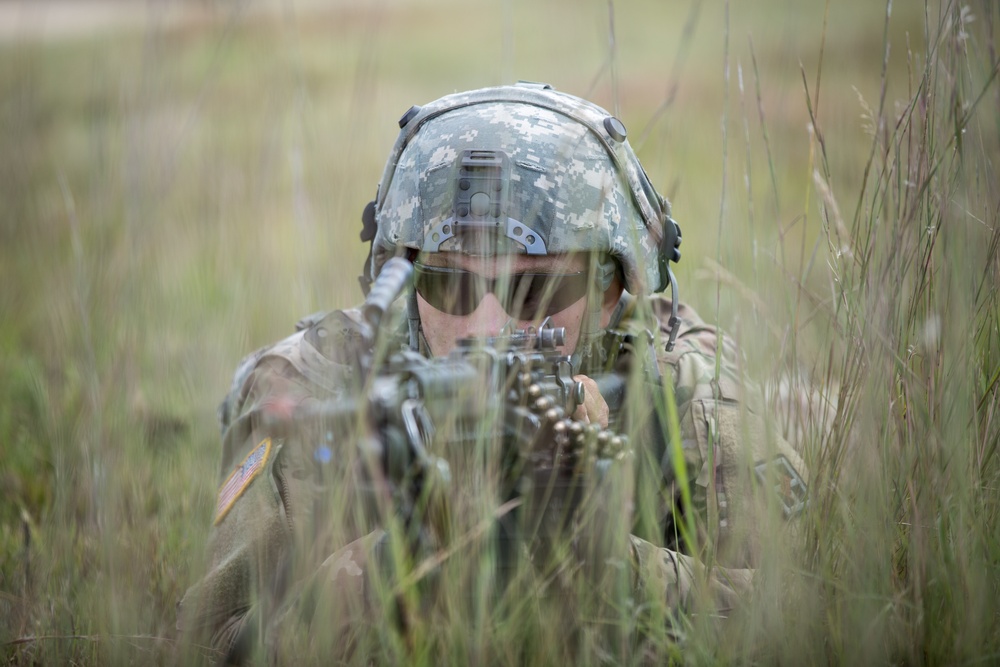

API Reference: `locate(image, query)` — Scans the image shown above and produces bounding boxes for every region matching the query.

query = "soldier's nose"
[465,292,509,338]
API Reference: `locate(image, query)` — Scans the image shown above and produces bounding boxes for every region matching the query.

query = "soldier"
[178,83,808,663]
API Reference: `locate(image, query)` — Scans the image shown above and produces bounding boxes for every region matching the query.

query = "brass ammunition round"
[534,397,553,412]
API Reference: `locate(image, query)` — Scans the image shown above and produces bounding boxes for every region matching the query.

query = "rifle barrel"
[362,257,413,331]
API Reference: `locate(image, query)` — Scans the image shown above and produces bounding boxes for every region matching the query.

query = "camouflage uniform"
[177,297,807,662]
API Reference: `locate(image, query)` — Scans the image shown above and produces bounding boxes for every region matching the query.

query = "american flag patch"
[214,438,272,525]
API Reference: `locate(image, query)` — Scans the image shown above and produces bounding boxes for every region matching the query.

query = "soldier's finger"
[574,375,609,428]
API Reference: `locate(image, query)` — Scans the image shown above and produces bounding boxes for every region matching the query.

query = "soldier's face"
[415,252,622,356]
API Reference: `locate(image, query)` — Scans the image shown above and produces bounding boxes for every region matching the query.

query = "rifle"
[269,258,635,572]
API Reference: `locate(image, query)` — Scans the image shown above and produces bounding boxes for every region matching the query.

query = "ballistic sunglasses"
[413,261,591,319]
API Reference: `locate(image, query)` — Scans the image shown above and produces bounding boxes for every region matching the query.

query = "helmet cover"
[372,83,677,294]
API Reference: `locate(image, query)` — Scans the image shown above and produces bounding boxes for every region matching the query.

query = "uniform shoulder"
[642,294,745,406]
[217,307,370,433]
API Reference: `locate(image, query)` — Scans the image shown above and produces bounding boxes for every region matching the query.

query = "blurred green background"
[2,0,998,662]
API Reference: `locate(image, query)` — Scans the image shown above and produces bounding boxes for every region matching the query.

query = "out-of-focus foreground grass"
[1,0,998,663]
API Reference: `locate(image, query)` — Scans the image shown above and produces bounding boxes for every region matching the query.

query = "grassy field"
[1,0,999,663]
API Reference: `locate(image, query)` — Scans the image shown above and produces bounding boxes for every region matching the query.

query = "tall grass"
[739,2,1000,662]
[1,0,998,664]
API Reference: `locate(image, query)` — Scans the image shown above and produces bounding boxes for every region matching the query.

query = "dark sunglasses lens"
[415,264,589,319]
[415,266,481,316]
[507,272,589,319]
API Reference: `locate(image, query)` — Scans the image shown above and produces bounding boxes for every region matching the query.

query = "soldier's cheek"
[537,298,588,354]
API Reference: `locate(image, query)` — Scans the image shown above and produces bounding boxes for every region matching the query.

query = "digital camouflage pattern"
[373,84,674,294]
[178,296,808,662]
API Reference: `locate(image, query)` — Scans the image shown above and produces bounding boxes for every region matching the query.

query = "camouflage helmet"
[368,82,681,295]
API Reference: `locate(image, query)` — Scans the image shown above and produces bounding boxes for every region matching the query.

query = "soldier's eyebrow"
[513,255,588,274]
[519,264,585,274]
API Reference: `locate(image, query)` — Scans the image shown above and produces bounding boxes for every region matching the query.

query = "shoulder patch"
[754,455,808,518]
[214,438,273,525]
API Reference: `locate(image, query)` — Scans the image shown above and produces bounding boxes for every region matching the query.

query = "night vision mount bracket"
[421,149,547,256]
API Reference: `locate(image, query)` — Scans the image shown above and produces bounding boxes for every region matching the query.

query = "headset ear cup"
[360,200,377,242]
[358,199,378,297]
[671,218,682,263]
[655,214,682,292]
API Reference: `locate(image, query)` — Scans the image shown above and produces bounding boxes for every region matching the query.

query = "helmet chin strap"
[570,254,617,373]
[407,288,424,353]
[570,302,604,373]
